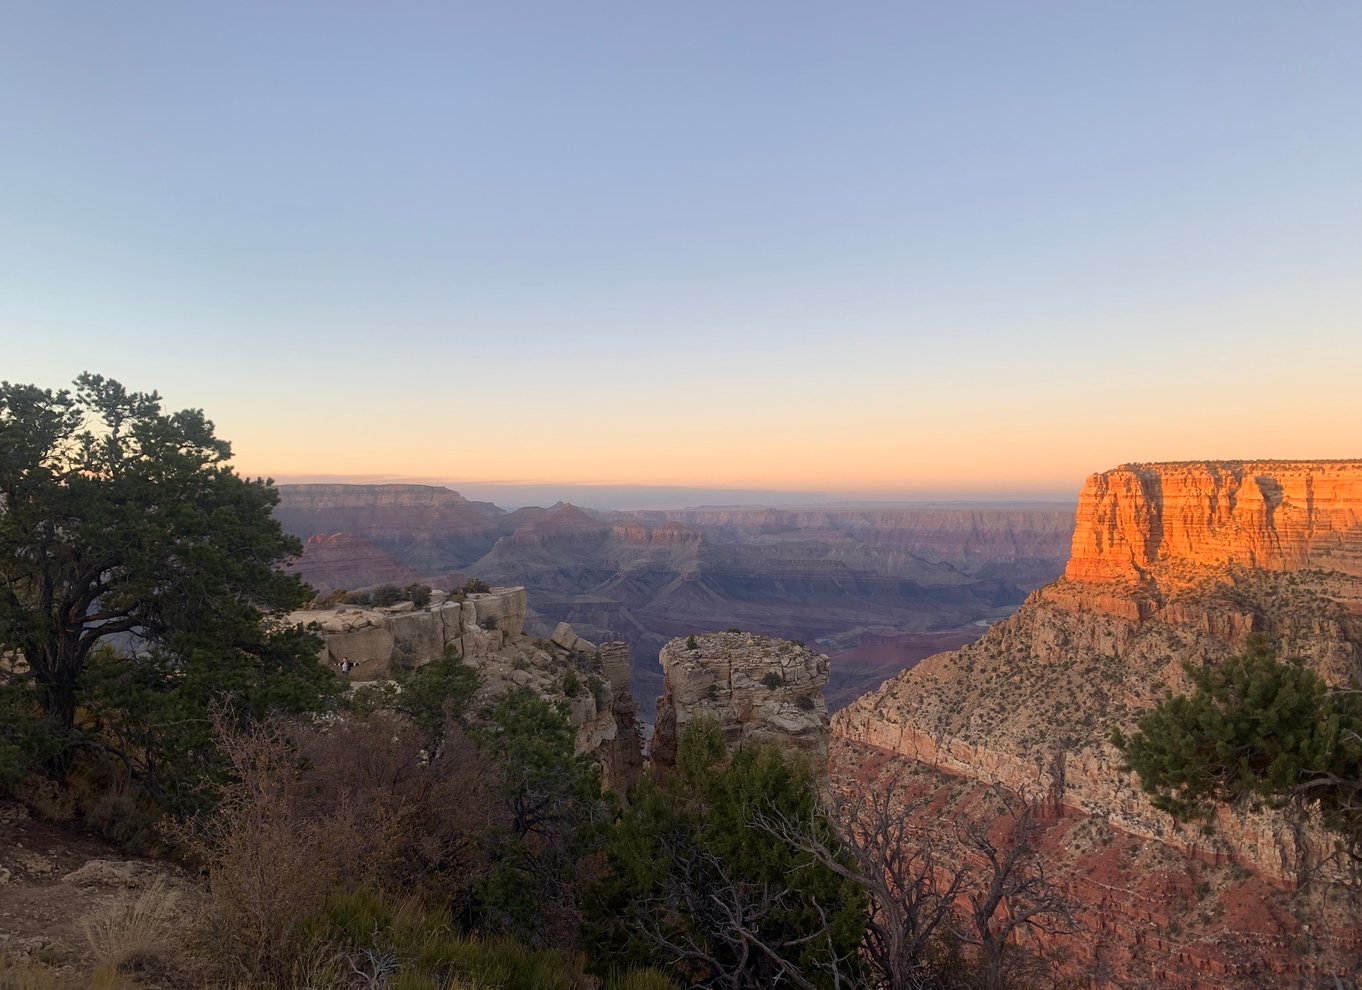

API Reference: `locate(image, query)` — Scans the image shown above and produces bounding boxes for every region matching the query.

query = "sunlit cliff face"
[1064,461,1362,583]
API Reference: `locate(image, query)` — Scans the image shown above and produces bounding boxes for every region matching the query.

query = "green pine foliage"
[586,717,867,989]
[350,648,480,745]
[0,374,337,806]
[1116,636,1362,844]
[472,690,613,942]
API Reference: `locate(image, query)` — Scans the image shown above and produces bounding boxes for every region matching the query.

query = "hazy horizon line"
[262,474,1080,511]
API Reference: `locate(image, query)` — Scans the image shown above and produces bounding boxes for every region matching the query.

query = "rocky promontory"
[833,460,1362,987]
[651,631,830,778]
[837,461,1362,874]
[289,590,641,790]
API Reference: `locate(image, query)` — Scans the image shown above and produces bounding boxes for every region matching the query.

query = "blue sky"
[1,2,1359,503]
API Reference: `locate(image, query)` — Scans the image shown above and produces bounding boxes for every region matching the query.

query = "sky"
[1,2,1359,507]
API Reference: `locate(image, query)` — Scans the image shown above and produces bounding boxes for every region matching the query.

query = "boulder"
[386,610,445,664]
[551,622,598,655]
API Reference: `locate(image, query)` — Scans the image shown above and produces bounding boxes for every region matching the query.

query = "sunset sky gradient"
[2,2,1358,506]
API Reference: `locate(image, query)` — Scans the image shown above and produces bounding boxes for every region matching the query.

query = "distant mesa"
[273,482,1077,719]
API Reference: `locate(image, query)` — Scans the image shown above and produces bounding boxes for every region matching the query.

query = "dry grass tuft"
[78,878,183,973]
[0,955,61,990]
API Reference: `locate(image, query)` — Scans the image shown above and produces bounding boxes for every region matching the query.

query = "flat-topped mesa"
[835,459,1362,893]
[275,483,501,513]
[651,632,830,779]
[1065,461,1362,585]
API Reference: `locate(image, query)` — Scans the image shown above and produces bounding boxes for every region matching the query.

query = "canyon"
[274,486,1074,717]
[834,460,1362,986]
[273,464,1362,984]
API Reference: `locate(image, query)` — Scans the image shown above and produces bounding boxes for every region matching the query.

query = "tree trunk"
[29,645,81,761]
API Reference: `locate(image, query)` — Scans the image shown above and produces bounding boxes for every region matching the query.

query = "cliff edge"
[835,461,1362,881]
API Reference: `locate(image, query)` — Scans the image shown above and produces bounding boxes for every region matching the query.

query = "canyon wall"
[835,461,1362,883]
[1066,460,1362,583]
[283,533,420,592]
[275,484,507,569]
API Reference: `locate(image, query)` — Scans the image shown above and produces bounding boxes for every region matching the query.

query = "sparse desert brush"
[78,877,183,972]
[604,969,679,990]
[84,967,141,990]
[0,955,59,990]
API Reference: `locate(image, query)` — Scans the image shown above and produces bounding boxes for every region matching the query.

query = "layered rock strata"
[835,461,1362,887]
[276,487,1075,720]
[651,631,831,777]
[289,587,528,673]
[1066,461,1362,584]
[284,533,420,592]
[290,594,641,789]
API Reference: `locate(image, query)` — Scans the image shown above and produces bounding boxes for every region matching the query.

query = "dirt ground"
[0,800,198,986]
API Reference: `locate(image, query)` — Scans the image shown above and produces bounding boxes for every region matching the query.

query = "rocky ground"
[0,801,198,987]
[831,741,1362,989]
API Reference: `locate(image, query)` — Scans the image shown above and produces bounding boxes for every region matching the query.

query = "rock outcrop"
[833,461,1362,986]
[651,632,830,778]
[836,461,1362,882]
[1066,461,1362,584]
[465,631,644,794]
[289,593,642,790]
[290,587,528,675]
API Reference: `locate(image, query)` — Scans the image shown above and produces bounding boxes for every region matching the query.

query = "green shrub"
[371,584,404,608]
[462,578,491,595]
[562,670,582,698]
[795,694,816,711]
[761,671,785,690]
[298,889,596,990]
[685,635,698,650]
[586,718,866,987]
[404,584,432,609]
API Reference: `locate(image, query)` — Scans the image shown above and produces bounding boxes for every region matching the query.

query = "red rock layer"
[832,459,1362,987]
[284,533,420,592]
[1066,461,1362,584]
